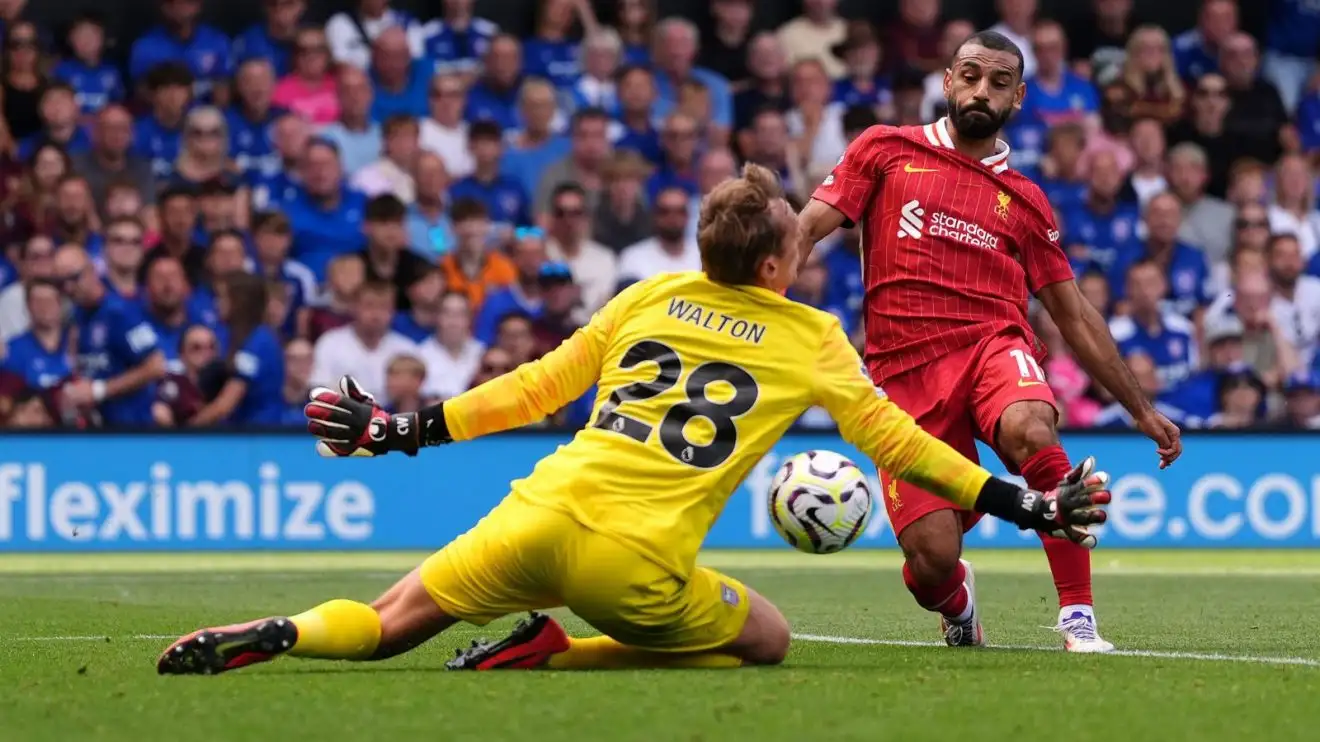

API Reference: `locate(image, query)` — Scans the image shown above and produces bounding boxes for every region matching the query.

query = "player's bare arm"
[1036,278,1183,468]
[796,198,849,269]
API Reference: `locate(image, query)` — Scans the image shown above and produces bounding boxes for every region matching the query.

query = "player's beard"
[946,98,1013,141]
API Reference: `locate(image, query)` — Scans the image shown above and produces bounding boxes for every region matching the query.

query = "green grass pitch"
[2,549,1318,742]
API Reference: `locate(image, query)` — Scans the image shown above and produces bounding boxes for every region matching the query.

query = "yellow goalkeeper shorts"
[419,495,750,652]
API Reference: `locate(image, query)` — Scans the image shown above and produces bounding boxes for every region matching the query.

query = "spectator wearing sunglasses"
[274,27,340,125]
[1168,73,1238,199]
[55,243,166,427]
[468,346,513,389]
[545,182,616,313]
[151,323,217,426]
[101,216,146,302]
[129,0,233,105]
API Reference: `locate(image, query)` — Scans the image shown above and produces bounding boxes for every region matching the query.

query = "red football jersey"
[811,118,1074,381]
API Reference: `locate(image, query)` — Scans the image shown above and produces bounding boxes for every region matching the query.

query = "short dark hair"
[145,61,195,91]
[842,104,879,135]
[252,210,292,234]
[25,277,60,302]
[365,194,407,223]
[305,137,341,159]
[468,120,503,142]
[571,106,610,132]
[158,184,197,205]
[954,29,1026,78]
[451,197,488,223]
[42,81,76,100]
[496,310,534,332]
[1267,232,1301,255]
[208,228,247,250]
[382,114,419,137]
[615,63,652,85]
[104,214,144,234]
[551,181,586,205]
[357,280,396,302]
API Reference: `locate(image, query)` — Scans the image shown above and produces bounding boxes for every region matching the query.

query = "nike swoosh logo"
[904,164,938,173]
[1018,379,1046,388]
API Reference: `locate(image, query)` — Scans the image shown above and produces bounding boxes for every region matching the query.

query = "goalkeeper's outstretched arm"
[810,323,1110,539]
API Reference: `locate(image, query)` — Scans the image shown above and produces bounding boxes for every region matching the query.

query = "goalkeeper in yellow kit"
[157,165,1111,675]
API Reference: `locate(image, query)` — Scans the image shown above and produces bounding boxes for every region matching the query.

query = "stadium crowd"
[0,0,1317,431]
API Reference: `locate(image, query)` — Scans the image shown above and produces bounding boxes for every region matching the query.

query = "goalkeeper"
[157,165,1110,675]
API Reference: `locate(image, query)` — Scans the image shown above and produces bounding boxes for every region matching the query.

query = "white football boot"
[940,558,986,647]
[1056,606,1115,653]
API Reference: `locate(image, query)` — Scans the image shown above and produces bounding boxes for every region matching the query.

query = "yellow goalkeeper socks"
[546,636,742,670]
[287,599,382,660]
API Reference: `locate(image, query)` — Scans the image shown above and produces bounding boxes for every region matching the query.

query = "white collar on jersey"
[924,117,1012,174]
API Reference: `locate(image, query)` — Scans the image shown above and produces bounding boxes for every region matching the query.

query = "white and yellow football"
[767,450,874,554]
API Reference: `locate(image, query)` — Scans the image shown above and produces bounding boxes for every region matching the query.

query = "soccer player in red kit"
[798,31,1183,652]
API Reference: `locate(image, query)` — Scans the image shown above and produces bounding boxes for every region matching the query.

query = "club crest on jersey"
[995,191,1012,220]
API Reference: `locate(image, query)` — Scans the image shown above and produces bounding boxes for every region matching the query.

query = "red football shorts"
[874,330,1059,537]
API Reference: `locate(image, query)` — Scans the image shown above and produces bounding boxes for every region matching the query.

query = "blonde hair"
[697,163,787,284]
[176,106,230,173]
[1122,26,1185,104]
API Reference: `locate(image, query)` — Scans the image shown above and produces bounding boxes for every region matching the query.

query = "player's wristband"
[91,380,107,403]
[414,403,454,448]
[974,477,1036,530]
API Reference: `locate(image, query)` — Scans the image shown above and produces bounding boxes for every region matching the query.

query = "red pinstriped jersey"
[811,118,1074,382]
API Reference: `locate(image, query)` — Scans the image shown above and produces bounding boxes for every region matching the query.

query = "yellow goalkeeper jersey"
[442,272,990,579]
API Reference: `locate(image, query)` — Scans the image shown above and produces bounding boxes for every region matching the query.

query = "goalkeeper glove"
[304,375,421,457]
[978,456,1111,549]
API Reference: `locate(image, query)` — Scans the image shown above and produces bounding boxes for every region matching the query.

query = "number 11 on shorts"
[1009,349,1046,387]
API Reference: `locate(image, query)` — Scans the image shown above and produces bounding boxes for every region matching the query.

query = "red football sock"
[902,560,969,619]
[1020,445,1093,608]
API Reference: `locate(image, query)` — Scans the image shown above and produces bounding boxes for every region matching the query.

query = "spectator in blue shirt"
[2,280,71,391]
[1022,20,1099,129]
[18,83,92,162]
[569,29,622,115]
[1298,84,1320,155]
[523,0,586,89]
[100,215,146,302]
[51,175,103,264]
[651,17,732,140]
[246,112,307,211]
[1060,150,1141,274]
[285,139,368,280]
[647,111,701,201]
[129,0,233,104]
[1093,351,1201,428]
[188,272,286,426]
[409,151,455,259]
[830,20,891,112]
[1173,0,1238,81]
[142,254,209,372]
[1264,0,1320,114]
[473,231,549,344]
[55,243,167,427]
[52,12,124,115]
[369,26,430,121]
[1110,260,1200,390]
[609,65,663,165]
[1111,192,1212,318]
[232,0,305,77]
[134,63,193,178]
[191,229,249,323]
[252,209,317,339]
[449,120,532,231]
[320,67,384,176]
[1038,121,1089,214]
[419,0,499,76]
[391,266,445,342]
[227,58,286,177]
[465,33,524,130]
[325,0,425,72]
[503,78,572,198]
[821,227,864,338]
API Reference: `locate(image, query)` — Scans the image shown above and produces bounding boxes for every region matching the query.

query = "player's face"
[943,45,1023,140]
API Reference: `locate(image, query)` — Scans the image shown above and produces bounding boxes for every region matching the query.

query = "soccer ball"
[767,450,874,554]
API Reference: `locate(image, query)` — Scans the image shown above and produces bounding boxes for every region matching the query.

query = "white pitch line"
[791,633,1320,667]
[10,632,1320,668]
